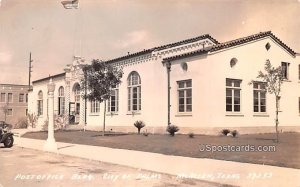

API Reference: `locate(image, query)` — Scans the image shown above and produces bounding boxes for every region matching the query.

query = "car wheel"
[4,135,14,148]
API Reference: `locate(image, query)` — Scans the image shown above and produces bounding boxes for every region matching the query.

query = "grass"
[22,130,300,169]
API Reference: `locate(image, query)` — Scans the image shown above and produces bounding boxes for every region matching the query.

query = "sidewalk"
[14,137,300,187]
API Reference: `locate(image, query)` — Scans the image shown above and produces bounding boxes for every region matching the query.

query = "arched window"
[37,91,43,116]
[58,86,65,115]
[127,71,141,112]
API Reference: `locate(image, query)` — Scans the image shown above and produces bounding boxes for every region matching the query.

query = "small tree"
[81,59,123,136]
[250,59,284,143]
[134,120,145,134]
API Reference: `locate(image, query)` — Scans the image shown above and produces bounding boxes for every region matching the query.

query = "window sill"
[253,113,269,117]
[106,112,119,116]
[283,79,291,82]
[126,112,141,115]
[89,113,100,116]
[225,113,244,117]
[175,113,192,117]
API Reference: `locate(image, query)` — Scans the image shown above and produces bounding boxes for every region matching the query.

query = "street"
[0,146,221,187]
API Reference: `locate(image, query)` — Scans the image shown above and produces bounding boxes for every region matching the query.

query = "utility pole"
[28,52,33,90]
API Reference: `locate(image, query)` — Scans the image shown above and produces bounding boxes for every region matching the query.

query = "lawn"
[22,131,300,169]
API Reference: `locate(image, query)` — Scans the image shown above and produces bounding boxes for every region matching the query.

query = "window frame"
[281,62,290,80]
[177,79,192,113]
[7,93,13,103]
[107,85,119,113]
[226,78,242,113]
[90,100,100,114]
[127,71,141,112]
[19,93,24,103]
[253,82,267,113]
[0,93,5,103]
[58,86,65,115]
[37,91,43,116]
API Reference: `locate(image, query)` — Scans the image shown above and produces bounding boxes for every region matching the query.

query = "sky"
[0,0,299,84]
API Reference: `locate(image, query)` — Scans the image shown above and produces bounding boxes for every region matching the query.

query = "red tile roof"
[106,34,218,64]
[163,31,297,62]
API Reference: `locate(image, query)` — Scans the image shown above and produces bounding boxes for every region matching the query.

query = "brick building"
[0,84,29,125]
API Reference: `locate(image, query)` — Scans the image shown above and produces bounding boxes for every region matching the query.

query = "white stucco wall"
[28,35,300,133]
[169,37,300,129]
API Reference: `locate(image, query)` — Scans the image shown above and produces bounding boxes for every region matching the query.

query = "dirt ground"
[0,146,226,187]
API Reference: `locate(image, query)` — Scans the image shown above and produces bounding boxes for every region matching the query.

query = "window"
[19,93,24,102]
[37,91,43,116]
[177,80,192,112]
[7,93,13,103]
[281,62,289,80]
[0,93,5,102]
[90,100,100,113]
[226,79,242,112]
[108,85,119,113]
[58,86,65,115]
[7,109,12,116]
[26,94,28,103]
[253,82,266,113]
[128,72,141,112]
[26,109,28,116]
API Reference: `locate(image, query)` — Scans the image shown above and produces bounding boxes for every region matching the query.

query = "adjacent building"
[0,84,29,125]
[28,31,300,134]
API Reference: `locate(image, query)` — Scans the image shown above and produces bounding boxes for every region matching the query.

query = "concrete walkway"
[13,137,300,187]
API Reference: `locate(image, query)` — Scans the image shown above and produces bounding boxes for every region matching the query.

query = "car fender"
[0,133,14,143]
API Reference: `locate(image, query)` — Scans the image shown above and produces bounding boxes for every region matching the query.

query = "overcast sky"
[0,0,299,84]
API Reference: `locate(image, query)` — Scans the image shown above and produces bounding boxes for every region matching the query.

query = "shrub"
[188,132,194,138]
[166,125,179,136]
[134,120,145,134]
[27,113,38,128]
[143,131,149,137]
[14,117,28,129]
[221,129,231,136]
[231,130,238,138]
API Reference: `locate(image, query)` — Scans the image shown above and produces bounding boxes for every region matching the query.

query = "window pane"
[253,91,258,99]
[226,89,231,97]
[186,80,192,87]
[254,99,259,106]
[233,81,240,87]
[186,89,192,97]
[226,79,231,86]
[186,105,192,112]
[179,91,184,97]
[261,106,266,112]
[254,106,259,112]
[261,92,266,99]
[234,105,240,112]
[226,104,232,112]
[253,83,258,89]
[179,105,184,112]
[178,82,185,88]
[226,97,232,104]
[234,97,240,105]
[234,90,240,98]
[179,98,184,105]
[260,99,266,106]
[186,98,192,105]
